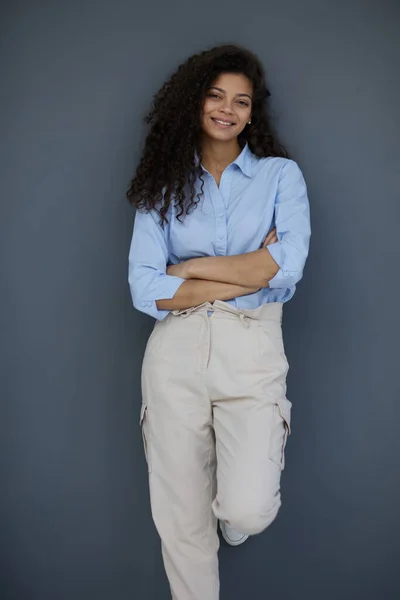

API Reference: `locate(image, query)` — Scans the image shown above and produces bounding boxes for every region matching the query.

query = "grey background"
[1,1,399,599]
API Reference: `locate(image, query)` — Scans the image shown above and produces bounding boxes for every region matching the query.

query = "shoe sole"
[219,522,249,547]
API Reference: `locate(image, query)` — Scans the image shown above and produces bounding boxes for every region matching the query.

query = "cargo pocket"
[268,400,291,470]
[139,402,152,472]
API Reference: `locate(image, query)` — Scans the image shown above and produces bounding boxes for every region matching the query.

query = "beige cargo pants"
[140,300,291,600]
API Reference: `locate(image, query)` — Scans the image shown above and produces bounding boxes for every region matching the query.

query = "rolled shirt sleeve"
[128,209,185,320]
[266,160,311,289]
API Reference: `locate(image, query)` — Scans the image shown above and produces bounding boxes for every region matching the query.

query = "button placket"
[209,179,227,256]
[220,168,233,211]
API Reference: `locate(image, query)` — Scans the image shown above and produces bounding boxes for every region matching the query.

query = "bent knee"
[224,495,282,535]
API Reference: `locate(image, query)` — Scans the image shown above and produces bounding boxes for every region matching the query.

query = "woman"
[127,44,311,600]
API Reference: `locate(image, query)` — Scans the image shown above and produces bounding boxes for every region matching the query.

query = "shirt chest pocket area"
[166,208,215,261]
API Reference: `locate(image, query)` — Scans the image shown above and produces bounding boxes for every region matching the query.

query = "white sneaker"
[219,521,249,546]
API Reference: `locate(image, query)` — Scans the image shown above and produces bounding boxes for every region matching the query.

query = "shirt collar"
[232,141,253,177]
[195,141,253,178]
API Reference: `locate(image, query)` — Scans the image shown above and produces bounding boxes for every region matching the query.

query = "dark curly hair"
[126,43,288,223]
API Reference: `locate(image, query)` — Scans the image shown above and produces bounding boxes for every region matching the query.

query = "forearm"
[185,249,280,288]
[156,279,258,311]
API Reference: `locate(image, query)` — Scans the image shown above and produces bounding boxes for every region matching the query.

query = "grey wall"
[1,1,399,599]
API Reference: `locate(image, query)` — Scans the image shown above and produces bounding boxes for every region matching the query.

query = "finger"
[263,228,276,246]
[266,233,278,246]
[263,231,273,245]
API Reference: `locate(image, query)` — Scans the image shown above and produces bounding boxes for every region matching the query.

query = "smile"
[211,118,235,127]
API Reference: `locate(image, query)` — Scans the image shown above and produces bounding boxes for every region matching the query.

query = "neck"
[200,137,242,173]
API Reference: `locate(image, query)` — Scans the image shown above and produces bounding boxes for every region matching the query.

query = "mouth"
[211,117,236,128]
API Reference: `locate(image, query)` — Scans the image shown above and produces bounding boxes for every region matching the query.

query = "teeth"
[214,119,233,125]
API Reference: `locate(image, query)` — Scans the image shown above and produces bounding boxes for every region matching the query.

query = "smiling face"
[201,72,253,143]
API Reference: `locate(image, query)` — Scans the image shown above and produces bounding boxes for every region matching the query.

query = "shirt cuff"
[140,274,185,320]
[265,241,283,269]
[265,242,298,288]
[268,269,298,289]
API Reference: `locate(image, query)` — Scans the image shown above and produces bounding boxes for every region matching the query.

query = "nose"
[219,100,234,114]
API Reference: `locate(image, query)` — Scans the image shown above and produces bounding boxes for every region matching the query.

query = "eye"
[237,100,250,107]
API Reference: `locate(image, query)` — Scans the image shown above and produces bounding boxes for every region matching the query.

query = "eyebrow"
[208,86,252,100]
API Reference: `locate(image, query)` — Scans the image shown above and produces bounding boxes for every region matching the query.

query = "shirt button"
[141,302,146,307]
[146,301,152,307]
[219,235,225,240]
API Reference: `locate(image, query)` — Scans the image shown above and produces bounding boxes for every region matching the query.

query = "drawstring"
[203,311,212,369]
[239,313,251,328]
[176,304,213,369]
[174,303,252,369]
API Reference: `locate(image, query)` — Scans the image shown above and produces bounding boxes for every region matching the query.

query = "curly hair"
[126,43,288,223]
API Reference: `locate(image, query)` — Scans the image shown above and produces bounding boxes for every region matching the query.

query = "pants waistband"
[171,300,283,323]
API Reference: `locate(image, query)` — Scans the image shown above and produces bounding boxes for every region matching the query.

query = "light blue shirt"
[128,142,311,320]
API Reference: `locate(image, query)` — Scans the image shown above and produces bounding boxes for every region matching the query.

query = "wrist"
[185,258,196,279]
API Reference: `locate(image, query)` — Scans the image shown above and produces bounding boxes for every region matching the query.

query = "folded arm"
[156,279,260,312]
[171,247,280,289]
[128,209,258,320]
[168,160,311,290]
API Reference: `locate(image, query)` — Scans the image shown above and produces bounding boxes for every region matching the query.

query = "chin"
[203,128,238,143]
